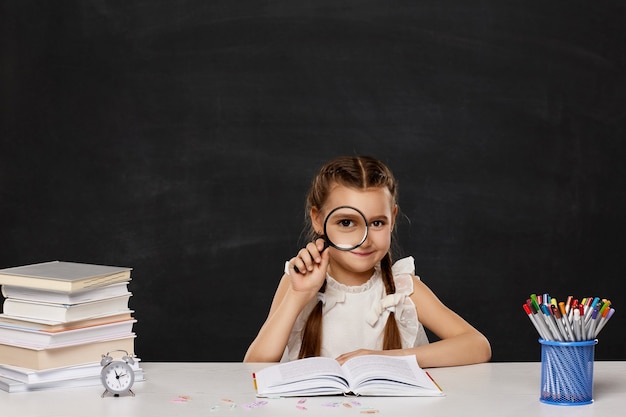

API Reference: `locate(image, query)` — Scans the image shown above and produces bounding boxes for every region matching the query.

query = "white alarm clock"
[100,350,136,397]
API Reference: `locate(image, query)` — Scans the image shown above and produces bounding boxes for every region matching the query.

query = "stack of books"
[0,261,143,392]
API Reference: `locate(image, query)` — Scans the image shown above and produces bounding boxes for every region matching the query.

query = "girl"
[244,156,491,367]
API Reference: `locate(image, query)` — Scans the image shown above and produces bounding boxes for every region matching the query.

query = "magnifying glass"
[292,206,369,274]
[322,205,369,251]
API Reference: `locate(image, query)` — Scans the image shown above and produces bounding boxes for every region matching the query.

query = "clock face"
[101,361,135,394]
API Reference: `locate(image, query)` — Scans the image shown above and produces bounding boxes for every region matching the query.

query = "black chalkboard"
[1,1,625,362]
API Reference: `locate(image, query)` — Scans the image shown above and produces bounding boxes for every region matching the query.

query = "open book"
[254,355,444,397]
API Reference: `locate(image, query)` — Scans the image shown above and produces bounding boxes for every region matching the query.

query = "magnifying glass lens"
[324,207,368,250]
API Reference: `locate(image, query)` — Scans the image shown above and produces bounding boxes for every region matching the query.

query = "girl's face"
[311,184,397,285]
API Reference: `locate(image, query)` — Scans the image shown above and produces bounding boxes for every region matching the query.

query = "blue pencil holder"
[539,338,597,405]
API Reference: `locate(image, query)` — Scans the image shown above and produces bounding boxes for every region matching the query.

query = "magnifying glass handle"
[292,239,329,274]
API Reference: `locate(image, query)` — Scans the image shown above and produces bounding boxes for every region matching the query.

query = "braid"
[298,281,326,358]
[381,253,403,350]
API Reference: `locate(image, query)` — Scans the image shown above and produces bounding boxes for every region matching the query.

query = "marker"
[558,301,568,322]
[599,300,611,316]
[565,295,573,314]
[584,297,601,323]
[531,294,539,308]
[523,303,548,340]
[541,304,563,341]
[252,373,258,391]
[586,306,600,339]
[594,308,615,338]
[559,301,574,334]
[529,301,552,340]
[551,304,570,341]
[580,298,589,317]
[572,308,582,341]
[550,298,558,310]
[553,303,573,341]
[568,298,579,321]
[578,305,586,340]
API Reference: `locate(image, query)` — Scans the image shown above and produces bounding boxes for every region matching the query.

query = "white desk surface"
[1,361,624,416]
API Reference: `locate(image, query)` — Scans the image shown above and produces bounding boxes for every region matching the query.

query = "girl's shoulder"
[391,256,416,276]
[391,256,418,295]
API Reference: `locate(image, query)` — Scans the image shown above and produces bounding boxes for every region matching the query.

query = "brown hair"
[298,156,403,358]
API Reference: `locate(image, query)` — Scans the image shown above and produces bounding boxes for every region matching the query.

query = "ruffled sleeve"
[389,256,428,348]
[392,256,416,276]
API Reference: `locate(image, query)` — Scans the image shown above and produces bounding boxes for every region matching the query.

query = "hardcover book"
[254,354,444,397]
[0,261,131,293]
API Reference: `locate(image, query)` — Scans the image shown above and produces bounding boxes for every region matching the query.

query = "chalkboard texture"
[1,1,625,361]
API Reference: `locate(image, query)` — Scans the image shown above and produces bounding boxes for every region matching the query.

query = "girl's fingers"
[299,247,315,271]
[305,241,323,262]
[289,239,327,275]
[291,257,307,275]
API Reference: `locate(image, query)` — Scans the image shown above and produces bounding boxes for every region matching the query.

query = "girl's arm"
[244,240,330,362]
[336,277,491,367]
[243,275,310,362]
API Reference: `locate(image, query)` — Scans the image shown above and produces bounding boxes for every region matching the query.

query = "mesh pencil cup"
[539,338,597,405]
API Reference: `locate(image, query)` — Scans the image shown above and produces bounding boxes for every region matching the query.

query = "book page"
[342,355,436,390]
[255,357,348,396]
[258,356,343,384]
[276,356,343,381]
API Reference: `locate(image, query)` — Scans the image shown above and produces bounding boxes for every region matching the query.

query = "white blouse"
[285,256,429,361]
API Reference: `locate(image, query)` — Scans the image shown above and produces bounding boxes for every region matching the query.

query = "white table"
[1,362,624,416]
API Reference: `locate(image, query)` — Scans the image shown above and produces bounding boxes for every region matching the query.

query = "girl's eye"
[339,219,355,227]
[371,220,385,228]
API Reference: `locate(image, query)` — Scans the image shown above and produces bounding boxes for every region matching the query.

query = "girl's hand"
[335,349,382,365]
[286,239,329,294]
